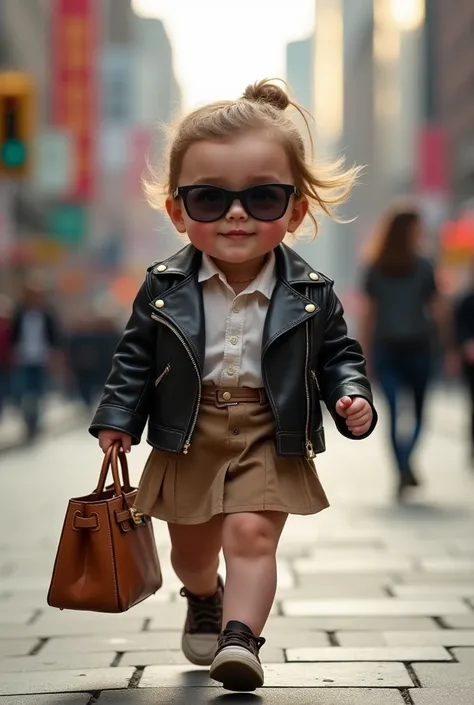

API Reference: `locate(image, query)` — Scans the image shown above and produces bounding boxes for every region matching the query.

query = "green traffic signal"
[1,137,27,167]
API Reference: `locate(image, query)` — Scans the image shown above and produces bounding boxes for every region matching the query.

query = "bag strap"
[95,442,132,496]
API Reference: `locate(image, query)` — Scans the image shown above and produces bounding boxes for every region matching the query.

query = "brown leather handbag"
[48,442,162,613]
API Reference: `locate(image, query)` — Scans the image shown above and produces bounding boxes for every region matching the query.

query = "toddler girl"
[90,79,377,692]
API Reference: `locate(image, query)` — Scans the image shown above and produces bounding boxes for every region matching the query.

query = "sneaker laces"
[180,586,223,633]
[218,628,266,653]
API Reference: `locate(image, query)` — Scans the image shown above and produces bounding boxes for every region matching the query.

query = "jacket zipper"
[311,369,320,394]
[154,363,171,387]
[151,314,201,453]
[304,287,315,460]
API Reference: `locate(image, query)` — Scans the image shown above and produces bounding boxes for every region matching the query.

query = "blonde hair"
[144,79,361,238]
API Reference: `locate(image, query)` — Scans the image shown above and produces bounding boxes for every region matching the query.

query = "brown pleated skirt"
[134,386,329,525]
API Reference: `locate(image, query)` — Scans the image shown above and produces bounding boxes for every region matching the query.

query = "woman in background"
[360,204,454,500]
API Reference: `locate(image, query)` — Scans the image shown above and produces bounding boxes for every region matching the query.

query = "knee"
[223,514,276,560]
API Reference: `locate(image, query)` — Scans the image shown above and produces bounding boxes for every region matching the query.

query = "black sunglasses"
[173,183,299,222]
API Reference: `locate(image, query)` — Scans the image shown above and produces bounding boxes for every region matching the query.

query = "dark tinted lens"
[185,187,227,221]
[247,185,288,220]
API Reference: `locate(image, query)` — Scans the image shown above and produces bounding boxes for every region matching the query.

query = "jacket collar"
[150,243,324,370]
[152,242,324,287]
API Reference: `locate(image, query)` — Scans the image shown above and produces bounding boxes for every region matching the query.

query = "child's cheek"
[257,220,288,247]
[186,222,217,250]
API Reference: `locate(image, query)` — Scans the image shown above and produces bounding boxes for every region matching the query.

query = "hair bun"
[242,80,290,111]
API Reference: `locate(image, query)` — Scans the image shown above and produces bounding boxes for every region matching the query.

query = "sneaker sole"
[181,633,217,667]
[209,646,264,691]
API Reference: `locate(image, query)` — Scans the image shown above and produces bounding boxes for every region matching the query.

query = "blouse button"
[230,337,238,345]
[227,367,236,376]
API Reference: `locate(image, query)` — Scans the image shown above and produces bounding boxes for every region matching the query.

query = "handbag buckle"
[130,507,145,525]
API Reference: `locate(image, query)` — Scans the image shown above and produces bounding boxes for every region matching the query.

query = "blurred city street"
[0,390,473,703]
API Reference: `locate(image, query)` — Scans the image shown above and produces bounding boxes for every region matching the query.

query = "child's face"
[166,129,308,265]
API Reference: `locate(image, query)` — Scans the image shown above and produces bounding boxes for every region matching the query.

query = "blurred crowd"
[0,277,121,444]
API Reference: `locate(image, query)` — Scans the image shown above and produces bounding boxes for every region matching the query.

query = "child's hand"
[336,396,373,436]
[98,430,132,454]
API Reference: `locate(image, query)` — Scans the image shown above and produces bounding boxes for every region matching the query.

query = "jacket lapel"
[149,246,206,372]
[262,244,323,355]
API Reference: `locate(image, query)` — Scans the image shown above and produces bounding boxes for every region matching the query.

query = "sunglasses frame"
[172,183,299,222]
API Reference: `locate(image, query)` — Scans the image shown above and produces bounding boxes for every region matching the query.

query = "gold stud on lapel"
[305,303,316,313]
[155,299,165,308]
[156,264,167,272]
[309,272,319,281]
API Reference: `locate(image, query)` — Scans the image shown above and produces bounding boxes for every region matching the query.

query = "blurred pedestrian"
[11,278,63,442]
[359,203,455,499]
[88,79,377,691]
[67,305,121,411]
[0,294,13,420]
[454,256,474,466]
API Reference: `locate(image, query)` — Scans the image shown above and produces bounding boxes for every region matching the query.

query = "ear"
[286,196,309,233]
[165,196,187,234]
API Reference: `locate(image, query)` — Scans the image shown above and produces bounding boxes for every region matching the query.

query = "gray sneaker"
[180,575,224,666]
[209,621,266,691]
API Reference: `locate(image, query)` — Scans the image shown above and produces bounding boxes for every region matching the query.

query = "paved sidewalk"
[0,396,84,454]
[0,393,473,704]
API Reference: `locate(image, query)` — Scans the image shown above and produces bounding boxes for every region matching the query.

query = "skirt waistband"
[201,386,266,406]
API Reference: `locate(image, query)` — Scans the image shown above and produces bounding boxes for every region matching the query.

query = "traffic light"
[0,72,34,178]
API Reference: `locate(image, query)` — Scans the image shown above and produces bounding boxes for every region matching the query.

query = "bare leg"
[221,511,287,636]
[168,515,223,596]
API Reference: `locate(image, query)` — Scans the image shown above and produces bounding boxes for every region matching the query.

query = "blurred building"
[0,0,182,305]
[286,38,312,109]
[433,0,474,206]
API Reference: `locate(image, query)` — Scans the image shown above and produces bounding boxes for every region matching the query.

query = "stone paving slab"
[120,647,285,666]
[296,573,393,588]
[420,559,474,572]
[40,632,187,655]
[410,690,474,705]
[0,651,116,673]
[393,571,474,583]
[0,609,36,625]
[0,639,38,657]
[293,557,414,574]
[443,614,474,628]
[0,667,134,695]
[336,630,474,647]
[275,585,388,598]
[391,583,474,598]
[285,646,452,662]
[0,618,147,638]
[413,662,474,688]
[138,662,413,688]
[383,631,474,647]
[281,599,469,617]
[97,687,406,704]
[0,696,90,705]
[452,647,474,664]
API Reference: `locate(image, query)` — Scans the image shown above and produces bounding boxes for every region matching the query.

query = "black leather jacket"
[89,244,377,458]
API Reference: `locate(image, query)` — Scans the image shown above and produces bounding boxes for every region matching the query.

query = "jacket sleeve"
[316,283,378,440]
[89,276,155,445]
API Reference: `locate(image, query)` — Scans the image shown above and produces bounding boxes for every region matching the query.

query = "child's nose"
[226,199,248,220]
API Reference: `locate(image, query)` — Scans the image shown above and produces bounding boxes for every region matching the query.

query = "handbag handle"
[95,441,132,496]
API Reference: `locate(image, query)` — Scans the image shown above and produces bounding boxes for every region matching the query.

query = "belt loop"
[259,389,265,405]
